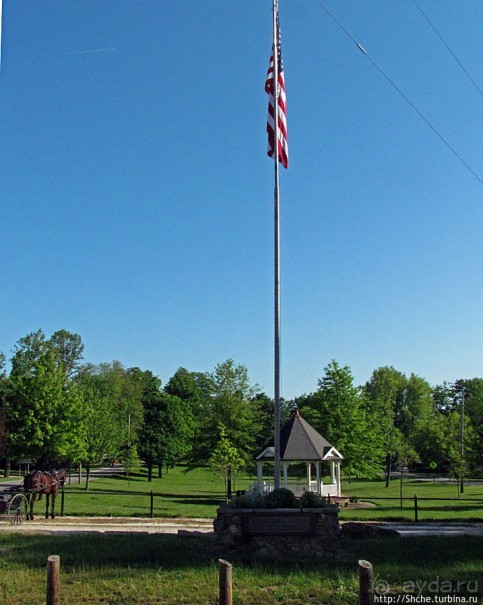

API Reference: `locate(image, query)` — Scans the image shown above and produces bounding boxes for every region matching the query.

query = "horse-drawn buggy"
[0,485,29,525]
[0,469,66,524]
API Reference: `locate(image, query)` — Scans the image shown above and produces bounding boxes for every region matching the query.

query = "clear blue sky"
[1,1,482,397]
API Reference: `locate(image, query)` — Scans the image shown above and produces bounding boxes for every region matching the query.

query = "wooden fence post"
[150,491,154,518]
[414,495,418,523]
[47,555,60,605]
[60,489,65,517]
[358,559,373,605]
[218,559,233,605]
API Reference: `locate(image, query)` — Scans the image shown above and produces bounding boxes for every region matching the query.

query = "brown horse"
[23,469,66,520]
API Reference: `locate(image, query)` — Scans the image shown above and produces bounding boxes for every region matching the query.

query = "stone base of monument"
[213,505,340,560]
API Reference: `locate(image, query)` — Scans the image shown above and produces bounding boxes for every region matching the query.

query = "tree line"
[0,329,481,492]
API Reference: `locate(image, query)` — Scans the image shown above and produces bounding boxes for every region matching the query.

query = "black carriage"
[0,485,29,525]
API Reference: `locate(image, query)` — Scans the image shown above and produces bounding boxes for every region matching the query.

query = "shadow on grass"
[1,533,481,587]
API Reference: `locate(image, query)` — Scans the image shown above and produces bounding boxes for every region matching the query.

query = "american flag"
[265,15,288,169]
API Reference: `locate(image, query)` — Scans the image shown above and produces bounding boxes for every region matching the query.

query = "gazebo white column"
[257,461,263,493]
[315,462,321,495]
[306,462,312,490]
[330,461,335,484]
[336,461,341,496]
[283,462,288,488]
[283,463,288,488]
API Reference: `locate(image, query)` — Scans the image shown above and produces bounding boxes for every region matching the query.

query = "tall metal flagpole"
[272,0,281,490]
[0,0,3,72]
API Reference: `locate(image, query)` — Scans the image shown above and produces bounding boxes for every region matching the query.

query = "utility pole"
[460,389,465,494]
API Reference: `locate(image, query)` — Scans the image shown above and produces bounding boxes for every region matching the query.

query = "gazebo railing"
[253,481,339,497]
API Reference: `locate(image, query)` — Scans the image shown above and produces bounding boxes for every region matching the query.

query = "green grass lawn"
[339,477,483,522]
[61,466,237,518]
[58,466,483,522]
[0,532,481,604]
[2,467,481,603]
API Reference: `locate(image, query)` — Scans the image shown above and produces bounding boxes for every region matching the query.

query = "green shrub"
[264,487,298,509]
[234,492,265,508]
[299,491,328,508]
[234,488,330,509]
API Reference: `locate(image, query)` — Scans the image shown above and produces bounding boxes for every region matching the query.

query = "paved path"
[2,517,481,538]
[381,522,483,538]
[0,516,214,535]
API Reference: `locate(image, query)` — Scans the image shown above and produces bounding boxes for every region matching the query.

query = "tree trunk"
[85,461,90,491]
[4,460,10,478]
[148,462,153,482]
[385,456,391,488]
[399,469,403,509]
[226,467,232,500]
[158,460,163,478]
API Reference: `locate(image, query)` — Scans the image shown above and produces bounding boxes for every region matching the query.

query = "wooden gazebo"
[254,411,343,497]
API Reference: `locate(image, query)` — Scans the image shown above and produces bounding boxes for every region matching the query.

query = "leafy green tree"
[91,362,146,457]
[164,367,213,408]
[300,360,382,478]
[0,353,8,473]
[362,366,407,486]
[76,370,124,490]
[138,382,194,481]
[135,372,163,472]
[209,425,245,500]
[75,363,153,480]
[394,437,419,507]
[396,373,433,441]
[158,394,195,473]
[10,329,48,376]
[49,329,84,377]
[188,359,263,469]
[432,381,457,415]
[122,443,140,480]
[6,340,85,466]
[431,378,482,474]
[438,412,476,495]
[252,392,291,450]
[455,378,483,471]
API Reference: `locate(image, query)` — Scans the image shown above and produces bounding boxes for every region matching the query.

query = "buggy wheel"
[8,494,28,525]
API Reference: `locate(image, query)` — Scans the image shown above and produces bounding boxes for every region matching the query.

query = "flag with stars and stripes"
[265,15,288,169]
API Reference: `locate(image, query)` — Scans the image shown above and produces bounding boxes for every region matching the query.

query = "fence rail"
[332,494,482,523]
[57,487,482,522]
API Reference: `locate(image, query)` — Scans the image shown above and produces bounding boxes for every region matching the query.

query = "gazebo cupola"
[254,410,344,497]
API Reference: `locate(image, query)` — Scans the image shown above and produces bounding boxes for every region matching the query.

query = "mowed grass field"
[57,465,483,522]
[340,477,483,522]
[0,467,481,604]
[0,532,481,604]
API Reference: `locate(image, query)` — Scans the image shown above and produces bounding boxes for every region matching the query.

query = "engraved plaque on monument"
[246,513,315,536]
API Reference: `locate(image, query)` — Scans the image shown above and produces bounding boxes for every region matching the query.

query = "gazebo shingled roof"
[255,411,343,462]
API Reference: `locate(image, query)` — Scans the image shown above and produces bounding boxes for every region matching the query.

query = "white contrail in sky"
[64,47,116,56]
